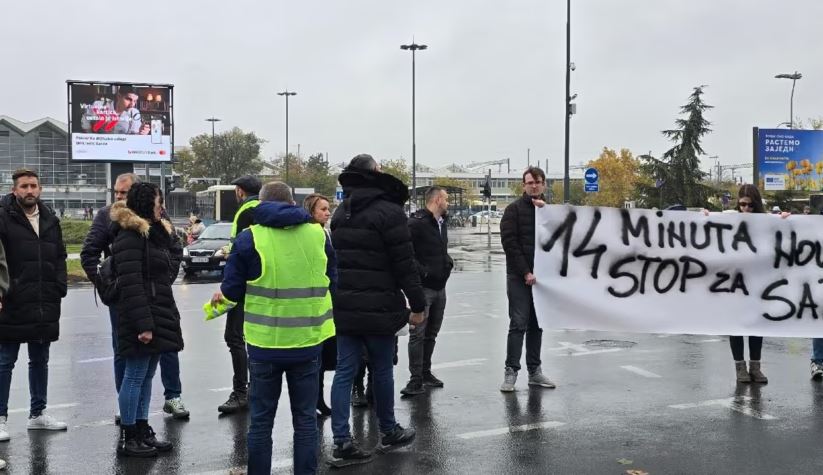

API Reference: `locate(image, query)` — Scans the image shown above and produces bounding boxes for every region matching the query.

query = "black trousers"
[225,303,248,394]
[729,336,763,361]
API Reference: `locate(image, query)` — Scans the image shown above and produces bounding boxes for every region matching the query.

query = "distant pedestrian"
[327,154,426,467]
[0,168,69,443]
[401,186,453,396]
[499,166,556,392]
[110,182,183,457]
[214,182,336,475]
[218,175,262,415]
[803,205,811,215]
[80,173,190,423]
[303,193,338,417]
[730,184,767,384]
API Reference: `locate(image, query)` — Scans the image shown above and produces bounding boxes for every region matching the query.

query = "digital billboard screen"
[67,81,174,162]
[756,128,823,191]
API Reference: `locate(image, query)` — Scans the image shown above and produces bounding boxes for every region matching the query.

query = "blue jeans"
[110,308,181,400]
[247,355,319,475]
[0,342,50,418]
[812,339,823,363]
[118,354,160,426]
[331,335,397,444]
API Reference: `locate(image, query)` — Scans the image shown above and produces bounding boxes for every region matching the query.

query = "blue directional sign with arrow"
[584,167,599,192]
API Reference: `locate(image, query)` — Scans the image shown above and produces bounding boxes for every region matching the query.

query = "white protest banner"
[533,205,823,337]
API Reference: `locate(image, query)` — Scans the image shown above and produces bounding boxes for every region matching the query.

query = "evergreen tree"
[639,86,713,208]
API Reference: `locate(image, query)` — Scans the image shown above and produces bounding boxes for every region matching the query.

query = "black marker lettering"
[761,279,795,321]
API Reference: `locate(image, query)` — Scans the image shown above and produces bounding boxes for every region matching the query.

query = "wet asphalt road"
[2,228,823,474]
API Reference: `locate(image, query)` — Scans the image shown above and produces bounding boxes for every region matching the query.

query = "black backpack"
[95,254,119,306]
[95,237,151,306]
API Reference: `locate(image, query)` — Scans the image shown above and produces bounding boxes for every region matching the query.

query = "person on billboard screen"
[80,85,142,135]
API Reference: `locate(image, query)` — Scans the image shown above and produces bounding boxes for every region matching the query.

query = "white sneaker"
[0,457,6,470]
[27,413,68,431]
[811,361,823,381]
[0,416,9,441]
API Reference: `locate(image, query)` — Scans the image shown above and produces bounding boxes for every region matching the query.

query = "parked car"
[181,222,232,276]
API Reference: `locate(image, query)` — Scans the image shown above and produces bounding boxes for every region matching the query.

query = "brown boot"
[748,361,768,384]
[735,361,751,383]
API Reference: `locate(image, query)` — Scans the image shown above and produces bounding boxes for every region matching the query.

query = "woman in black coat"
[110,183,183,457]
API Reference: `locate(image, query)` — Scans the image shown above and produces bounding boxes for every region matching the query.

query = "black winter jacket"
[500,193,544,277]
[330,167,426,336]
[408,209,453,290]
[110,202,184,357]
[0,194,67,343]
[80,204,115,283]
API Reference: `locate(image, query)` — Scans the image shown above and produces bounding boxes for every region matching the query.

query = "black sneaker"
[400,380,425,396]
[377,424,416,453]
[117,425,157,458]
[218,392,248,414]
[351,386,368,408]
[422,372,444,388]
[327,440,373,468]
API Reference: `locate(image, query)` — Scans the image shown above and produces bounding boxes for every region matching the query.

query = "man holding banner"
[499,167,556,392]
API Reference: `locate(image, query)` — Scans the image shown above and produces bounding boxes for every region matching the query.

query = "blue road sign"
[584,167,599,193]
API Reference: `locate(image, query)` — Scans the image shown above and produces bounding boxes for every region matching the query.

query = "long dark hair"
[127,182,162,221]
[737,184,764,214]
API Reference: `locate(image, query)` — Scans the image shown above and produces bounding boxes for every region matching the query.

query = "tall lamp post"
[775,72,802,129]
[205,117,221,165]
[400,41,427,208]
[562,0,577,203]
[277,90,297,182]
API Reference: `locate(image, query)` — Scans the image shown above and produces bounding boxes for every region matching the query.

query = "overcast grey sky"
[1,0,821,179]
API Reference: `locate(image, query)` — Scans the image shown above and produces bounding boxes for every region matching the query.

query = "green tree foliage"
[638,86,714,208]
[268,153,338,197]
[380,158,410,185]
[550,180,586,205]
[175,128,265,187]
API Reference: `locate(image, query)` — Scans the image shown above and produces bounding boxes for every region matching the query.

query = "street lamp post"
[205,117,221,166]
[562,0,575,203]
[277,90,297,183]
[775,72,802,129]
[400,41,427,208]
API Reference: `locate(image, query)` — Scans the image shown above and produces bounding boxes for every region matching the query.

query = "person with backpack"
[80,173,190,422]
[109,182,183,457]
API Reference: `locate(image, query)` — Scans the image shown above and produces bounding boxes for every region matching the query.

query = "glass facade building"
[0,116,171,216]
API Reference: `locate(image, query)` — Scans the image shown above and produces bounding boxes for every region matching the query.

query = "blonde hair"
[303,193,331,222]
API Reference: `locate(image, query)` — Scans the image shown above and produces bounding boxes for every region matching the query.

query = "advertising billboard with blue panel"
[757,128,823,191]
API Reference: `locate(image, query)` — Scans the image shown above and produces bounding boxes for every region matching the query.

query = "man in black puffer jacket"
[0,169,68,438]
[499,166,556,392]
[327,155,426,468]
[401,186,453,397]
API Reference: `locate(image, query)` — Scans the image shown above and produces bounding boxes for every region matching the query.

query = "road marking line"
[208,387,234,392]
[697,338,723,343]
[568,348,623,356]
[669,396,777,420]
[457,421,565,439]
[430,358,487,370]
[78,356,114,363]
[190,459,290,475]
[8,402,78,414]
[619,365,662,378]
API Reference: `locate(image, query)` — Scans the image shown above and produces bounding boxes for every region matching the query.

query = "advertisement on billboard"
[756,128,823,191]
[67,81,174,162]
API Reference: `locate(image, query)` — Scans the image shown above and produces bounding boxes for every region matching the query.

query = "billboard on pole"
[67,81,174,162]
[756,128,823,191]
